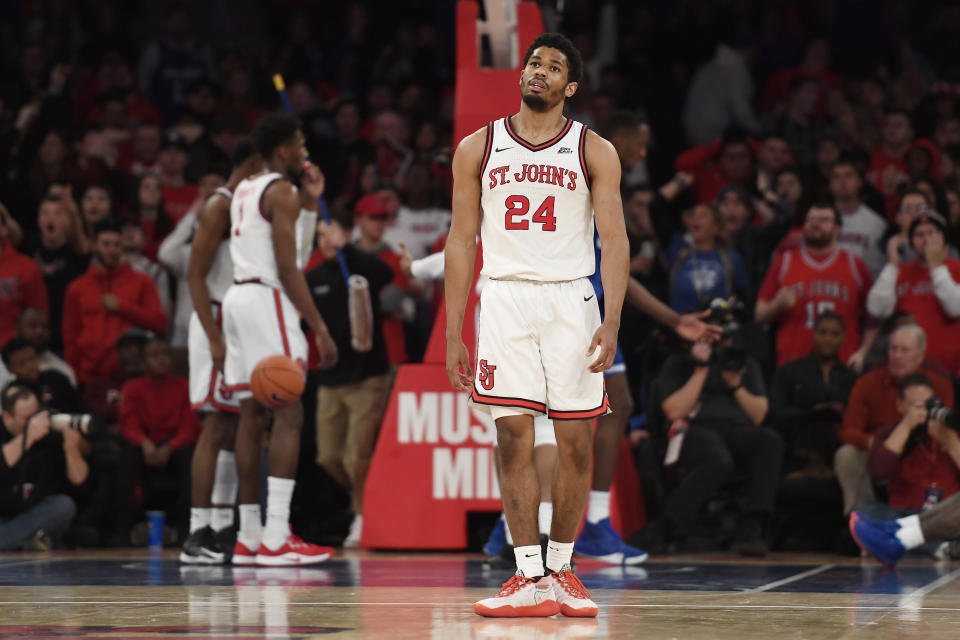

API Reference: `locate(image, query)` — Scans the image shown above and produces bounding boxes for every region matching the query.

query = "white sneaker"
[474,573,560,617]
[552,567,598,617]
[343,514,363,548]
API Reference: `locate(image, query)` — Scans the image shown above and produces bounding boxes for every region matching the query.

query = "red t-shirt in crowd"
[892,259,960,373]
[758,246,873,365]
[162,183,199,225]
[119,375,200,450]
[866,149,909,222]
[0,239,49,347]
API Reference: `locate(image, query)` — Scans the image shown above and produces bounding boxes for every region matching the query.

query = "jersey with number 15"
[478,117,594,282]
[758,246,873,365]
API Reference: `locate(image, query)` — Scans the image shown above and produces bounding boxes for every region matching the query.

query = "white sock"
[514,545,545,578]
[546,539,575,573]
[190,507,212,534]
[211,451,238,504]
[503,514,513,546]
[895,515,926,550]
[262,476,295,549]
[238,504,262,549]
[587,490,610,524]
[212,507,234,532]
[538,502,553,536]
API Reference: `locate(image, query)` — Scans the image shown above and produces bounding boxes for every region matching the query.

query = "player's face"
[520,47,577,111]
[812,319,844,358]
[802,207,837,248]
[282,131,309,180]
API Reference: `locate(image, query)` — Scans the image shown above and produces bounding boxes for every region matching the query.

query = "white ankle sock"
[190,507,212,534]
[238,504,262,549]
[212,507,234,532]
[587,490,610,524]
[262,476,295,549]
[546,539,574,573]
[503,514,514,546]
[514,545,545,578]
[538,502,553,536]
[895,515,925,549]
[211,451,238,504]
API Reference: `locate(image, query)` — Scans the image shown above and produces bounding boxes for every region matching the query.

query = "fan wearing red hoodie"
[0,209,48,348]
[62,219,167,384]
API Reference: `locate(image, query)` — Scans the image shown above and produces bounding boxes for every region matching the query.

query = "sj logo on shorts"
[478,359,497,391]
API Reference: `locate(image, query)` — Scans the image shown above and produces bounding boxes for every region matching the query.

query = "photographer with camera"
[0,384,88,550]
[648,307,783,556]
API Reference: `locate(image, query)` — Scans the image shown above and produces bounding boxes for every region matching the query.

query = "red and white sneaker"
[474,573,560,618]
[552,568,598,617]
[232,540,258,566]
[255,534,335,566]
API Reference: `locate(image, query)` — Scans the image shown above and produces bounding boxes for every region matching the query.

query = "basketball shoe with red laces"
[552,566,598,617]
[474,573,560,617]
[232,540,258,565]
[255,534,335,566]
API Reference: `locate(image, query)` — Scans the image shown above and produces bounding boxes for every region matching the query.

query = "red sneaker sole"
[474,600,560,617]
[560,603,599,617]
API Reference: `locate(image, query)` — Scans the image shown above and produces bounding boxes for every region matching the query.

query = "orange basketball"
[251,354,305,408]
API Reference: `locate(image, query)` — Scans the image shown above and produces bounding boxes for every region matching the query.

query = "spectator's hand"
[630,252,653,275]
[903,401,928,430]
[399,242,414,278]
[314,329,338,370]
[691,341,712,363]
[721,368,744,390]
[846,348,868,373]
[101,293,120,312]
[774,286,797,310]
[924,231,948,269]
[25,411,51,449]
[209,331,227,372]
[929,419,956,446]
[676,311,722,343]
[446,338,473,392]
[301,162,326,202]
[587,322,618,373]
[154,444,172,467]
[673,172,693,190]
[628,429,650,447]
[141,440,158,465]
[61,426,83,452]
[887,234,904,267]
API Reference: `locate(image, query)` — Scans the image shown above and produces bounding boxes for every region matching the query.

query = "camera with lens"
[705,297,747,372]
[926,397,960,430]
[49,413,93,434]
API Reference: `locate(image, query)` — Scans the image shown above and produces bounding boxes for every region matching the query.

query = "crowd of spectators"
[2,0,960,556]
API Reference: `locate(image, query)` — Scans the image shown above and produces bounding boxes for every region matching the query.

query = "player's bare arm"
[187,194,230,370]
[444,127,486,392]
[267,179,338,368]
[586,130,629,373]
[625,278,722,342]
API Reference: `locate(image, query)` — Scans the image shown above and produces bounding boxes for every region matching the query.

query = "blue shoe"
[483,517,507,557]
[849,512,905,566]
[575,518,648,565]
[851,510,899,531]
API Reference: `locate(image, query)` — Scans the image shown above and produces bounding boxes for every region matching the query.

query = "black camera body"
[704,297,747,372]
[926,397,960,430]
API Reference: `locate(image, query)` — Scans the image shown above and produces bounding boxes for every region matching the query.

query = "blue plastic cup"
[146,510,165,548]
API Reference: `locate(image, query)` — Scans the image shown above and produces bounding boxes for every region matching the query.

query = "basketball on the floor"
[251,354,305,408]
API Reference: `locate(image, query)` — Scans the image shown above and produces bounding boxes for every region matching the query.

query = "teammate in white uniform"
[221,113,337,566]
[180,140,262,564]
[447,33,624,618]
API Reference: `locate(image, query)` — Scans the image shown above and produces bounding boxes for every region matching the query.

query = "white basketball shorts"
[222,282,308,401]
[188,304,240,413]
[470,278,609,420]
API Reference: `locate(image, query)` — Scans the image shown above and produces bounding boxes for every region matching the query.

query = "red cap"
[354,194,392,218]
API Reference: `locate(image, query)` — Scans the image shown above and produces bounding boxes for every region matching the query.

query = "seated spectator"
[0,384,88,550]
[383,162,450,259]
[121,220,172,319]
[836,324,954,515]
[829,159,888,276]
[116,122,162,178]
[665,203,748,313]
[0,207,49,348]
[881,190,936,264]
[858,374,960,553]
[83,329,148,430]
[62,219,167,384]
[117,336,199,541]
[649,336,782,556]
[127,174,169,262]
[2,338,80,412]
[867,211,960,374]
[307,214,395,547]
[769,313,856,476]
[17,308,76,387]
[756,203,875,368]
[157,133,198,225]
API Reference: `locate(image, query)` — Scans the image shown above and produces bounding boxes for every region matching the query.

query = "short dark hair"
[603,111,643,140]
[1,383,34,415]
[899,372,933,397]
[523,33,583,84]
[1,337,33,368]
[251,113,301,160]
[807,201,842,226]
[93,218,122,238]
[230,138,258,168]
[814,312,845,330]
[899,189,931,207]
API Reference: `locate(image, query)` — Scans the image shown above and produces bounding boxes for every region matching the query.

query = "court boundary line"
[742,563,836,593]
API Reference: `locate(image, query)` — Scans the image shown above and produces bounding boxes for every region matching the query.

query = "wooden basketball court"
[3,550,960,638]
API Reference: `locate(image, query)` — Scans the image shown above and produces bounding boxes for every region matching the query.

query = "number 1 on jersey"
[504,195,556,232]
[234,201,244,236]
[805,300,836,328]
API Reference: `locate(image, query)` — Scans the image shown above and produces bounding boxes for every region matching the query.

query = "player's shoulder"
[583,127,615,154]
[456,126,489,155]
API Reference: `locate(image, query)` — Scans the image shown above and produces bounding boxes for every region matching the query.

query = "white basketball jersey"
[205,186,234,302]
[479,117,595,281]
[230,171,308,289]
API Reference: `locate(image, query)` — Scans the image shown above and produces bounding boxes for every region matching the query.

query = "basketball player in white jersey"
[180,140,262,564]
[447,33,624,618]
[222,113,337,566]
